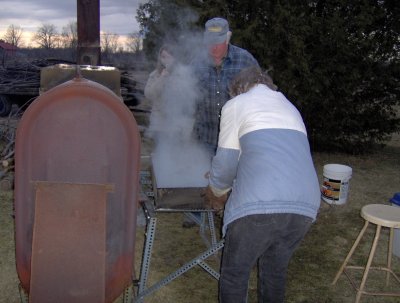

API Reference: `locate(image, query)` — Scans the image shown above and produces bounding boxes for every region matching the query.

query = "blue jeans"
[219,213,312,303]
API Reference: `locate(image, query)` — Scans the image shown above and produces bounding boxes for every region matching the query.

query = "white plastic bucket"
[321,164,352,205]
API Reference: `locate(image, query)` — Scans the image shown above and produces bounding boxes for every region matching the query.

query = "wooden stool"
[332,204,400,302]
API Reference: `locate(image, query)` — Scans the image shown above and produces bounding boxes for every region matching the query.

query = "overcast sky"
[0,0,146,45]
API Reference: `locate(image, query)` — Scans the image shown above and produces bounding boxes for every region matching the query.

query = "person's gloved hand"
[203,186,228,216]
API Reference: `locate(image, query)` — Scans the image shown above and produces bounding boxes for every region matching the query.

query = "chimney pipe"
[77,0,101,65]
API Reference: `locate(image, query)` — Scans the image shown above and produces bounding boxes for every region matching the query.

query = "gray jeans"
[219,213,312,303]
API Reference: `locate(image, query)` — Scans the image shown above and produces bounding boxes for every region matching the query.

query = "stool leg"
[387,227,394,286]
[355,224,382,303]
[332,221,369,285]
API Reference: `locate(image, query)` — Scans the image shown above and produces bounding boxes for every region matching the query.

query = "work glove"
[203,186,228,216]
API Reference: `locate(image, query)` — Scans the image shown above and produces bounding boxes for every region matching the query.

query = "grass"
[1,129,400,302]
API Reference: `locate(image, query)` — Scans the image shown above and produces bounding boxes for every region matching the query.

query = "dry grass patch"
[1,134,399,302]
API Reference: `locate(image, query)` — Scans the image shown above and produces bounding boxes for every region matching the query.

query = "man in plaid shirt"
[193,17,259,152]
[183,17,259,228]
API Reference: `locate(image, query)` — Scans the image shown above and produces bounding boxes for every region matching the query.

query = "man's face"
[208,41,228,66]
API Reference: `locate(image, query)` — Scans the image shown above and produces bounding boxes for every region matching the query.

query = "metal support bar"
[185,212,204,226]
[136,240,224,302]
[136,170,224,302]
[136,199,224,302]
[182,210,218,250]
[137,202,157,295]
[18,284,28,303]
[208,211,217,249]
[198,260,221,280]
[123,284,135,303]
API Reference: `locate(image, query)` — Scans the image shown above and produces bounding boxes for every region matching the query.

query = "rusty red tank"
[14,76,141,302]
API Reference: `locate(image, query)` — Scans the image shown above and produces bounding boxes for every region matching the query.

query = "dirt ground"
[1,111,400,302]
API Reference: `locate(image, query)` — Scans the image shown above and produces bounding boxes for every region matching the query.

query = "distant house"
[0,39,18,65]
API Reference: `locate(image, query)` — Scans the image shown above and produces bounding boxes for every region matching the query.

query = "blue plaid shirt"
[192,44,259,151]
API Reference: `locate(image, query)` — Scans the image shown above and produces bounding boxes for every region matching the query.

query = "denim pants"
[219,213,312,303]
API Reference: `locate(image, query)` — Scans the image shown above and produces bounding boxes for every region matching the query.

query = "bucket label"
[321,177,349,202]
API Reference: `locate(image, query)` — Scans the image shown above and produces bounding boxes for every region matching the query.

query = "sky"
[0,0,147,46]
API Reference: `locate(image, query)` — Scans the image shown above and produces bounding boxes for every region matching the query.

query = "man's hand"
[203,186,228,216]
[160,68,169,76]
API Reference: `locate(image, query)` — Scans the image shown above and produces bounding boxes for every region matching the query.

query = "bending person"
[207,66,321,303]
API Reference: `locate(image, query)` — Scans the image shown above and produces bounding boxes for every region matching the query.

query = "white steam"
[148,64,212,188]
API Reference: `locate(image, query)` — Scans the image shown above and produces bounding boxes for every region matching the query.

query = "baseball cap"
[204,17,229,45]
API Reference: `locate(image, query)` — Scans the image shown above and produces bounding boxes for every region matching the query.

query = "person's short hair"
[204,17,229,45]
[229,66,278,97]
[156,43,176,72]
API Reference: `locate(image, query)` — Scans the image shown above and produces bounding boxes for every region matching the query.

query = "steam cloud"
[148,63,212,189]
[143,8,215,188]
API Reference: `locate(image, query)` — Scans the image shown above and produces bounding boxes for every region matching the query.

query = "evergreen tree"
[136,0,202,62]
[136,0,400,153]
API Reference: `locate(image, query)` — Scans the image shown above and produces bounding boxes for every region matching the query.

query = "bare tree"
[3,24,23,47]
[61,21,78,49]
[33,23,59,49]
[101,32,120,55]
[125,32,142,53]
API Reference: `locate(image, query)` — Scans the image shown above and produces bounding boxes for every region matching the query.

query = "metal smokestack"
[77,0,101,65]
